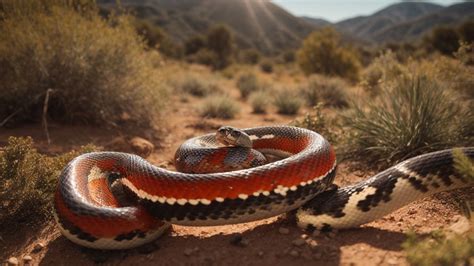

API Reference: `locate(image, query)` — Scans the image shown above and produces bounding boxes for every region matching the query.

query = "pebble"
[257,251,264,257]
[33,243,45,253]
[23,255,33,264]
[130,137,154,157]
[7,257,18,265]
[387,258,398,265]
[289,250,299,257]
[292,238,306,247]
[408,209,417,215]
[279,227,290,234]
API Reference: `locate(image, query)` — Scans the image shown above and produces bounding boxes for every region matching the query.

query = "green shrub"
[0,137,97,226]
[185,35,207,55]
[282,50,295,63]
[180,75,221,97]
[206,25,234,70]
[360,50,406,96]
[291,103,338,143]
[273,89,302,115]
[0,1,167,128]
[260,60,273,73]
[200,96,239,119]
[346,74,467,166]
[133,18,182,58]
[427,26,460,55]
[458,20,474,43]
[301,75,349,108]
[297,27,361,81]
[236,73,259,99]
[249,91,270,114]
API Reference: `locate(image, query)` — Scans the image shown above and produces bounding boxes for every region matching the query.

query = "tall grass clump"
[249,90,271,114]
[273,89,303,115]
[301,75,349,108]
[0,137,97,226]
[346,74,468,166]
[200,96,239,119]
[236,73,260,99]
[0,1,167,128]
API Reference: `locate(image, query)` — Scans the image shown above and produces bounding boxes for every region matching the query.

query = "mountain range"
[98,0,474,54]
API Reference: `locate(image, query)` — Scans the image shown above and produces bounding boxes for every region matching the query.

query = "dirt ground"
[0,85,469,266]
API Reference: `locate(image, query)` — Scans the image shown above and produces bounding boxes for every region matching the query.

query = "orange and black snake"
[53,126,474,249]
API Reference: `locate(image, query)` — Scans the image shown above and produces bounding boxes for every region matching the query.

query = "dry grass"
[200,95,240,119]
[179,74,221,97]
[236,73,260,99]
[249,90,271,114]
[301,75,349,108]
[273,88,303,115]
[0,1,168,128]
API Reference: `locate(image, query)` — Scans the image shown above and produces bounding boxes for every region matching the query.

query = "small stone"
[22,255,33,264]
[292,238,306,247]
[279,227,290,234]
[312,230,321,237]
[289,250,299,257]
[130,137,154,157]
[7,257,18,265]
[422,218,428,222]
[408,209,417,215]
[397,222,403,227]
[184,248,194,256]
[33,243,45,253]
[301,234,308,239]
[257,251,264,257]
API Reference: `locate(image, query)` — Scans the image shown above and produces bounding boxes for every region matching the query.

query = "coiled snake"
[53,126,474,249]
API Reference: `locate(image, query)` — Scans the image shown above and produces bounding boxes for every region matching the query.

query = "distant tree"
[184,35,206,55]
[429,26,460,55]
[206,25,233,69]
[297,27,361,81]
[240,49,261,65]
[281,50,295,63]
[458,20,474,43]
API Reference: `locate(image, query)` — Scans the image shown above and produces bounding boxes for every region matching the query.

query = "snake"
[53,125,474,249]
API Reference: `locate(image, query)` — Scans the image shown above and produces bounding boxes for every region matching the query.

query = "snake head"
[216,126,252,148]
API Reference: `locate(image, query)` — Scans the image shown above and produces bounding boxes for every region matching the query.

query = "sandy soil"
[0,84,469,266]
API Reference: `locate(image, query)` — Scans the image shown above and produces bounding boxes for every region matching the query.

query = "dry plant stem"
[42,89,54,145]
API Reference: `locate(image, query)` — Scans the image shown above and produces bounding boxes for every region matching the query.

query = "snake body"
[53,126,473,249]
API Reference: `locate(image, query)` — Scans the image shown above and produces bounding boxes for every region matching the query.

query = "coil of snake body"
[53,126,474,249]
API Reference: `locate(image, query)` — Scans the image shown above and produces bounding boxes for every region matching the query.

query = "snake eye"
[231,131,241,138]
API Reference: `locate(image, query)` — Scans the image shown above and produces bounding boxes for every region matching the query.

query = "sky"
[272,0,464,22]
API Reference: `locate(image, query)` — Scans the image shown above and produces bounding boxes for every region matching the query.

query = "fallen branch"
[42,88,54,145]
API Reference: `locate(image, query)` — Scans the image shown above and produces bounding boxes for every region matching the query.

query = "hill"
[98,0,316,54]
[335,2,443,42]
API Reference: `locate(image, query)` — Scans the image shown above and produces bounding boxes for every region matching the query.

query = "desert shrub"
[134,19,182,58]
[0,137,97,226]
[282,50,295,63]
[360,50,406,96]
[428,26,460,55]
[0,1,167,128]
[249,91,270,114]
[454,41,474,66]
[260,60,273,73]
[236,73,259,99]
[297,27,361,81]
[190,48,220,67]
[301,75,349,108]
[291,103,338,143]
[179,75,221,97]
[200,96,239,119]
[240,49,261,65]
[185,35,207,55]
[273,89,302,115]
[346,74,467,166]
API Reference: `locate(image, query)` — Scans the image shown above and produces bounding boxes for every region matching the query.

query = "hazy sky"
[272,0,463,22]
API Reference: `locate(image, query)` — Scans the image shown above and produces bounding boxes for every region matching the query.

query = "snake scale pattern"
[53,126,474,249]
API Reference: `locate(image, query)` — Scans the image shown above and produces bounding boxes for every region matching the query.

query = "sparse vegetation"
[346,73,467,166]
[297,27,361,81]
[236,73,260,99]
[0,1,168,128]
[240,49,261,65]
[427,26,460,55]
[260,60,274,73]
[301,75,349,108]
[273,89,302,115]
[249,91,270,114]
[0,137,97,226]
[292,103,338,143]
[179,75,221,97]
[200,96,239,119]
